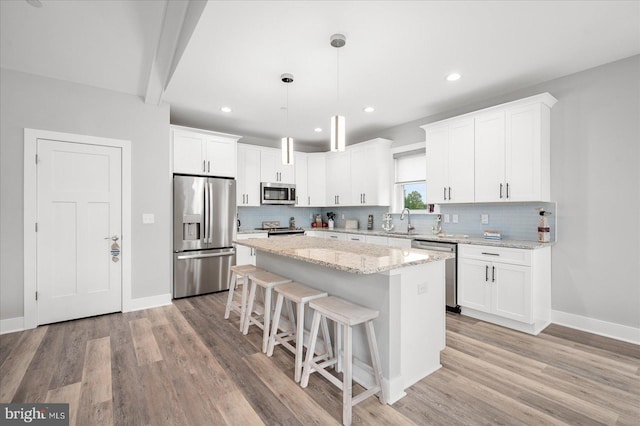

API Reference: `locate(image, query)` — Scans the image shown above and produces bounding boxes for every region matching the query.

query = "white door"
[37,139,122,325]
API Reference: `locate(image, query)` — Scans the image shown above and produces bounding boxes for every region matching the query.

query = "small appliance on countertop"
[255,220,305,237]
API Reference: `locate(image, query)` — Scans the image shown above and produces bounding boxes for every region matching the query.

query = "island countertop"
[233,235,453,275]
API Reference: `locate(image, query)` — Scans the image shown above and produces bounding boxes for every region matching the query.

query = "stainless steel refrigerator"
[173,175,236,298]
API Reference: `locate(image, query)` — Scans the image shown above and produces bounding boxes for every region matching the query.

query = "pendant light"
[330,34,346,152]
[281,73,294,165]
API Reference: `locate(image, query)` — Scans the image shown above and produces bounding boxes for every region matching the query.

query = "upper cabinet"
[423,119,474,204]
[326,151,352,206]
[260,149,294,184]
[172,126,239,178]
[422,93,557,204]
[350,139,392,206]
[306,153,326,207]
[237,144,261,206]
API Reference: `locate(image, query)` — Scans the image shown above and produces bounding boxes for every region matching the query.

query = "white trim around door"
[23,128,132,329]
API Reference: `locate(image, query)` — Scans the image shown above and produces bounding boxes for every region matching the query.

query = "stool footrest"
[352,387,382,407]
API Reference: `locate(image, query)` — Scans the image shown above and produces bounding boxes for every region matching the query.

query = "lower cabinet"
[458,244,551,335]
[235,233,268,265]
[324,231,347,241]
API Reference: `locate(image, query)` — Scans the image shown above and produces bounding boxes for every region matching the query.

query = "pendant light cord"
[336,47,340,113]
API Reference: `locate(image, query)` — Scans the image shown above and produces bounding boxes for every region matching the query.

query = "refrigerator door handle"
[208,182,214,243]
[204,182,210,244]
[177,249,235,260]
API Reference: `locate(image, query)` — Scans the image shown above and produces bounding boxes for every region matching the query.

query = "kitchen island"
[233,235,454,404]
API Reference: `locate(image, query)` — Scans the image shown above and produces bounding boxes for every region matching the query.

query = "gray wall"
[363,55,640,329]
[1,68,171,320]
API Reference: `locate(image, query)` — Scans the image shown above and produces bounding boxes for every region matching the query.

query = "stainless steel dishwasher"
[411,239,460,313]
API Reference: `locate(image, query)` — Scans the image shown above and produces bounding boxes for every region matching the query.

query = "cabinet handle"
[296,196,298,204]
[492,266,496,282]
[448,187,452,200]
[485,265,489,282]
[308,196,310,205]
[203,160,206,172]
[245,194,248,204]
[363,193,366,204]
[481,252,500,256]
[337,195,340,205]
[443,187,447,201]
[499,183,503,199]
[506,183,510,199]
[208,161,211,173]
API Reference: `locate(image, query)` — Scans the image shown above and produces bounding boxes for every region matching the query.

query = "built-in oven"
[411,239,460,313]
[261,182,296,205]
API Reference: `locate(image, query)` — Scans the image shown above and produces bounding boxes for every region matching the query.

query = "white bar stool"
[300,296,385,426]
[243,270,292,353]
[266,282,333,383]
[224,264,265,331]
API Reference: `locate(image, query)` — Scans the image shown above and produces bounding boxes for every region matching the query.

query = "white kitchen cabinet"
[235,233,268,265]
[346,233,365,242]
[387,237,412,249]
[423,118,474,204]
[260,148,294,184]
[172,126,239,177]
[306,153,326,207]
[305,230,320,237]
[326,151,351,206]
[475,95,556,202]
[458,244,551,335]
[350,139,392,205]
[324,231,347,241]
[365,235,388,246]
[237,144,261,206]
[294,152,308,206]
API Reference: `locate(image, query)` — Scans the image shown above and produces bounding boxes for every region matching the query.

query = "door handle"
[506,183,510,199]
[104,235,119,242]
[203,160,206,173]
[492,266,496,282]
[485,265,488,282]
[443,187,447,201]
[207,161,210,173]
[308,196,310,205]
[363,193,366,204]
[448,187,452,200]
[499,183,503,199]
[204,183,210,243]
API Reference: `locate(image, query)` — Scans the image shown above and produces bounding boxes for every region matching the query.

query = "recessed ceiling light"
[314,128,323,133]
[363,106,375,113]
[26,0,43,7]
[220,106,232,113]
[446,73,461,82]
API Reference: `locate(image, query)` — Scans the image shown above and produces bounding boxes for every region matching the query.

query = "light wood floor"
[1,292,638,425]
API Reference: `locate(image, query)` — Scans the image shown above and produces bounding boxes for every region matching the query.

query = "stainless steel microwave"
[261,182,296,205]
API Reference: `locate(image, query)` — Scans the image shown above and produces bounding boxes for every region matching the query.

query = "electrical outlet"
[142,213,154,224]
[444,214,450,223]
[418,282,428,295]
[481,214,489,224]
[452,214,458,224]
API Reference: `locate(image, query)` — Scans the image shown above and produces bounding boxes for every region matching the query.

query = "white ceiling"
[2,1,639,149]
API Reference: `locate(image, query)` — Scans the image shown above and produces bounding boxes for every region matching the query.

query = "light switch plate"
[452,214,459,224]
[142,213,155,224]
[444,214,450,223]
[481,214,489,224]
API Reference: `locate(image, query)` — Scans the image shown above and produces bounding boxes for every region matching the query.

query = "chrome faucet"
[400,208,415,233]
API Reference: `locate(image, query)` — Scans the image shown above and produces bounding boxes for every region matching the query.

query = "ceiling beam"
[144,0,207,105]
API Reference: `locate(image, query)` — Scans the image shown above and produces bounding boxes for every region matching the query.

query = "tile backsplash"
[239,202,557,242]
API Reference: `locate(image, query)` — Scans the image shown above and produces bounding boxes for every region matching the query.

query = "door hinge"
[35,222,38,232]
[35,291,38,301]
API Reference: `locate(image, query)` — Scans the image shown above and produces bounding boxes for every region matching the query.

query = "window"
[393,147,428,212]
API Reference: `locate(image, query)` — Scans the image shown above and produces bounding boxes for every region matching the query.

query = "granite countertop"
[233,235,454,275]
[300,227,553,250]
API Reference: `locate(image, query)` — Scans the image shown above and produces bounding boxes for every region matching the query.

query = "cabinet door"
[346,233,364,242]
[448,119,475,203]
[474,111,506,202]
[294,152,308,206]
[505,104,542,201]
[458,258,492,313]
[237,145,261,206]
[387,237,411,249]
[350,143,390,205]
[492,262,532,323]
[326,152,351,206]
[205,137,236,177]
[260,149,279,182]
[279,162,295,184]
[307,154,326,206]
[365,235,388,246]
[325,232,347,241]
[350,147,369,204]
[173,131,205,174]
[425,124,449,204]
[235,244,255,266]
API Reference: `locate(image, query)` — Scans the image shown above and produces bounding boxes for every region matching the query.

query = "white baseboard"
[124,293,173,313]
[551,310,640,345]
[1,316,25,335]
